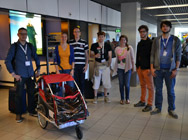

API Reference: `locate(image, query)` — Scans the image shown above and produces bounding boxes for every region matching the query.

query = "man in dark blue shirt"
[5,27,40,123]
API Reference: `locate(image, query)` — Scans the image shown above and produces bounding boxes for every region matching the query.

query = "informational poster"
[9,10,43,55]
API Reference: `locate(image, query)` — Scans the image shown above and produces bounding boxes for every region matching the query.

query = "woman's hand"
[56,70,60,74]
[70,69,74,76]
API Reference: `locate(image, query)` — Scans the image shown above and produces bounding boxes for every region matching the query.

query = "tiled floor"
[0,68,188,140]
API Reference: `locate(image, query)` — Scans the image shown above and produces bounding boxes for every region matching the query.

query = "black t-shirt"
[90,42,112,63]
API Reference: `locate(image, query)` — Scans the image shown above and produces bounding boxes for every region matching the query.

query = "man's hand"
[14,75,21,81]
[83,65,88,73]
[95,53,100,58]
[170,69,177,79]
[151,68,157,77]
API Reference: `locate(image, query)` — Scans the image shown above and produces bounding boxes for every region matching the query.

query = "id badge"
[101,59,106,63]
[25,61,31,66]
[163,50,167,56]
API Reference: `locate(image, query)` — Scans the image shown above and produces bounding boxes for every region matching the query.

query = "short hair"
[73,26,81,31]
[18,27,27,32]
[138,25,149,32]
[160,21,172,29]
[97,31,105,37]
[62,32,68,36]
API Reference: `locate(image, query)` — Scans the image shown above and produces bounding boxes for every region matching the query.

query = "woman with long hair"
[54,32,75,89]
[115,35,135,104]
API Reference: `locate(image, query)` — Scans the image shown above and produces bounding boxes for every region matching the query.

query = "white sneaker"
[93,97,97,104]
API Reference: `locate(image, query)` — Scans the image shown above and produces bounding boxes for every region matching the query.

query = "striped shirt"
[69,39,88,65]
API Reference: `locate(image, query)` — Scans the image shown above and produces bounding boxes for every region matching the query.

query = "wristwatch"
[173,68,179,71]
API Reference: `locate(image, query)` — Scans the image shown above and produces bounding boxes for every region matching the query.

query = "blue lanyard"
[162,35,170,50]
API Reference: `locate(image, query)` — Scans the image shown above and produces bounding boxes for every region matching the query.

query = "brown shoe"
[120,100,125,105]
[126,100,130,104]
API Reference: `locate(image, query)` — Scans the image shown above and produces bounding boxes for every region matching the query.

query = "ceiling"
[91,0,188,25]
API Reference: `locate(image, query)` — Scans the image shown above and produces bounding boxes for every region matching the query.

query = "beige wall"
[0,60,56,86]
[88,24,99,79]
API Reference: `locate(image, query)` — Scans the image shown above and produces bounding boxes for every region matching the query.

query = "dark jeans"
[154,70,176,111]
[59,69,75,88]
[74,65,85,96]
[117,69,132,100]
[16,77,35,115]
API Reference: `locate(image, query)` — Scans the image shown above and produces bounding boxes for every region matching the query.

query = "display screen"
[9,10,43,55]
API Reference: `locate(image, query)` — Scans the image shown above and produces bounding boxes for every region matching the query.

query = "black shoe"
[134,101,145,107]
[168,110,178,119]
[16,115,24,123]
[142,105,152,112]
[150,108,161,115]
[29,111,38,117]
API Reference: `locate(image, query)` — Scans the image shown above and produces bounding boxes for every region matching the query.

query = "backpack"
[12,42,33,69]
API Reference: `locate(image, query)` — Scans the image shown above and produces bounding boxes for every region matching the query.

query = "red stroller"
[37,73,88,139]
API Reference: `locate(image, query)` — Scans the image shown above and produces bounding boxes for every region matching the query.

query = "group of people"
[114,20,181,119]
[5,20,181,123]
[91,20,181,120]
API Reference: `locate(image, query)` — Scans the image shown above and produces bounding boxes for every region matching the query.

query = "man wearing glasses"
[134,25,154,112]
[5,27,40,123]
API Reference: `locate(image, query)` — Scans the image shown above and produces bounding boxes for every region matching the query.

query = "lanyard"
[19,44,28,60]
[162,35,170,50]
[98,42,105,59]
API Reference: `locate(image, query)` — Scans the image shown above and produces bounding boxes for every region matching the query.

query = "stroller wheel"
[75,125,83,139]
[38,104,48,129]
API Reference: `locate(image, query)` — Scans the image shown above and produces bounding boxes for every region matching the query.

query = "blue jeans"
[154,70,176,111]
[117,69,132,100]
[59,69,75,88]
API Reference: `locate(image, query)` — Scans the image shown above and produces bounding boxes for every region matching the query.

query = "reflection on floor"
[0,68,188,140]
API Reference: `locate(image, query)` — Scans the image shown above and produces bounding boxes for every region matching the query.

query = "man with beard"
[134,25,154,112]
[150,21,181,119]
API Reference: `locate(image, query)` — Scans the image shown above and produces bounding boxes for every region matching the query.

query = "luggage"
[180,54,188,67]
[84,80,94,99]
[84,80,109,99]
[8,87,27,114]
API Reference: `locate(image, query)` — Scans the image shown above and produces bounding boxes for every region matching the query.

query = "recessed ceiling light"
[172,22,188,24]
[143,4,188,9]
[155,13,188,16]
[162,18,188,21]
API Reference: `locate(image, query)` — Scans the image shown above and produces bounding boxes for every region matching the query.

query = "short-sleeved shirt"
[69,39,88,65]
[90,42,112,63]
[115,46,128,69]
[58,45,72,70]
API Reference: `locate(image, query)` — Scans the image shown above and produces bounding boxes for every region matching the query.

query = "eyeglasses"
[19,33,27,36]
[139,31,146,33]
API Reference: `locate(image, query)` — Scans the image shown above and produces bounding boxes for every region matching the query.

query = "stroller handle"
[34,63,64,82]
